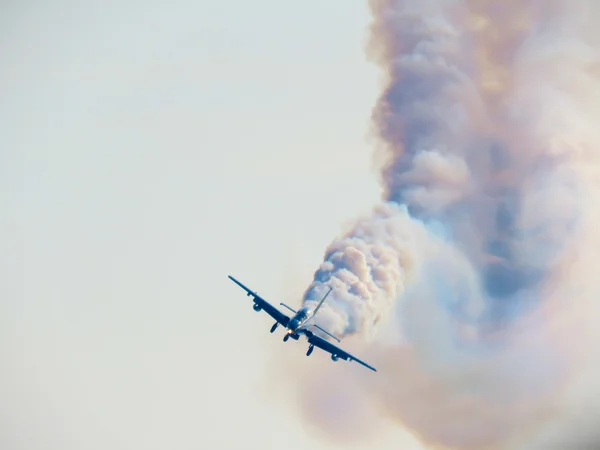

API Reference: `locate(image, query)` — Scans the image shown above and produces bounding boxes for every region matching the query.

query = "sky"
[0,1,424,449]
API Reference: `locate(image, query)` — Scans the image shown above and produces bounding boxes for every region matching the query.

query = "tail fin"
[312,286,332,316]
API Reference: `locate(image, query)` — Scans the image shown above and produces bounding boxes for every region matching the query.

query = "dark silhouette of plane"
[228,275,377,372]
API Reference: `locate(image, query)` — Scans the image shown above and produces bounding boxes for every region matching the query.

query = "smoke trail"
[295,1,600,449]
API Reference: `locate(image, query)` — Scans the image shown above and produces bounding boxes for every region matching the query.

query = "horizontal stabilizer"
[309,324,340,342]
[280,303,297,314]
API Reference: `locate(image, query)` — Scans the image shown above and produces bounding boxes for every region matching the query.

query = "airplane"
[228,275,377,372]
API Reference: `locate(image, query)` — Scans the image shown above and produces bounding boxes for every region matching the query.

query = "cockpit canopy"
[295,306,312,321]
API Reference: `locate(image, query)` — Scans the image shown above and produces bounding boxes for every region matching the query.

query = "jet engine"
[253,303,261,312]
[331,354,339,362]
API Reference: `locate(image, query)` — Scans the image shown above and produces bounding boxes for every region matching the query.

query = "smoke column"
[296,1,600,448]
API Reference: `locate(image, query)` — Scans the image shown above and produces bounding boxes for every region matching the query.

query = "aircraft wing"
[228,275,290,327]
[307,333,377,372]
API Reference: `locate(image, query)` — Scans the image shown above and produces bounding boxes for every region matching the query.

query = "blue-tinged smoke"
[296,1,600,449]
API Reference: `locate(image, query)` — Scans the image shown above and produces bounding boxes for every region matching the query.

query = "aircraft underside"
[276,323,339,361]
[254,298,335,356]
[233,276,373,371]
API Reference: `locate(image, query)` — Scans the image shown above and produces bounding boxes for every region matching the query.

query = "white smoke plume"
[295,1,600,449]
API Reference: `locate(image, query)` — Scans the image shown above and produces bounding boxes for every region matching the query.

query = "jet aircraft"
[228,275,377,372]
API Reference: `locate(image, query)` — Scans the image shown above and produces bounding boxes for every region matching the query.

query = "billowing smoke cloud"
[294,1,600,449]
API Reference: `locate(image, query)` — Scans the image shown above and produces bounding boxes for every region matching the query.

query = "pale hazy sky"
[1,1,423,449]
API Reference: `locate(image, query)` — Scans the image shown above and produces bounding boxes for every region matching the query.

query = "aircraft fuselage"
[283,306,313,341]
